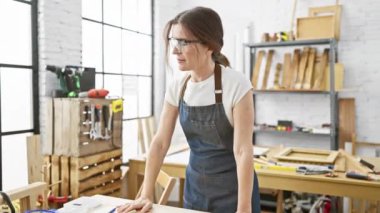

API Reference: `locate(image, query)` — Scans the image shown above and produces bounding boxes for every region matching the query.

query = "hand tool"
[251,50,265,89]
[346,171,370,180]
[94,105,104,140]
[261,49,274,90]
[303,47,316,89]
[112,99,123,113]
[82,105,90,126]
[103,105,111,140]
[89,104,96,140]
[79,88,109,98]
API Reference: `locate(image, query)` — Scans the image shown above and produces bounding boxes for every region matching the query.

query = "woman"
[118,6,260,213]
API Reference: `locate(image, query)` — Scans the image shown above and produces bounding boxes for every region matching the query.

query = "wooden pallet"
[43,149,123,199]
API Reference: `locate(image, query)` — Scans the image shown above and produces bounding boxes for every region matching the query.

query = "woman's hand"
[116,197,153,213]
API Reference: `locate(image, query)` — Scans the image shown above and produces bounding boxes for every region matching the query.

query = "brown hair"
[164,7,230,67]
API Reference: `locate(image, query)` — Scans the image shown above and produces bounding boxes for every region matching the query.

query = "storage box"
[43,149,123,199]
[47,98,122,157]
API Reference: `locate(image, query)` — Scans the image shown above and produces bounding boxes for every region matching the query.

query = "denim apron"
[179,65,261,213]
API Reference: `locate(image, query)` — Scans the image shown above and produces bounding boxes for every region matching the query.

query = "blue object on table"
[109,208,116,213]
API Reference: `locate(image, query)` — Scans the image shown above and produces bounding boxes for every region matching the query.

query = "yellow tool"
[112,99,123,113]
[254,163,297,172]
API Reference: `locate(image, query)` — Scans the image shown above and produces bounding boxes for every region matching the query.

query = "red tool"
[47,194,71,204]
[79,89,109,98]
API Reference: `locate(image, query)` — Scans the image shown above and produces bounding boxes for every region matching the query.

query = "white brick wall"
[37,0,380,155]
[156,0,380,155]
[38,0,82,153]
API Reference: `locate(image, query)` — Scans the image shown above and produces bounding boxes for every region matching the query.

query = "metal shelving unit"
[245,39,339,150]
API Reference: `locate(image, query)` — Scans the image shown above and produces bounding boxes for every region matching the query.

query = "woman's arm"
[117,101,178,213]
[233,90,254,213]
[140,101,178,199]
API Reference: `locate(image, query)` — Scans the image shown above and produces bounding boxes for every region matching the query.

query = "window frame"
[0,0,39,190]
[82,0,154,160]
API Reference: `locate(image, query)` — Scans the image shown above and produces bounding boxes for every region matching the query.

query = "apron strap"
[214,64,222,103]
[180,75,191,99]
[179,64,223,103]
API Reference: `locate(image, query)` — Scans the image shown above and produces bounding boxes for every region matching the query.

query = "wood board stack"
[251,48,343,91]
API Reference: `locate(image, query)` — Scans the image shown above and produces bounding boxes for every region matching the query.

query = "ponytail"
[212,52,230,67]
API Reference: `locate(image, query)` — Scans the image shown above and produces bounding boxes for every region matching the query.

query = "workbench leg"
[179,178,185,208]
[127,163,139,199]
[276,190,283,213]
[359,199,366,213]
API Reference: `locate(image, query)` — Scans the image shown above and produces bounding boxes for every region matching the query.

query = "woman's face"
[170,24,211,71]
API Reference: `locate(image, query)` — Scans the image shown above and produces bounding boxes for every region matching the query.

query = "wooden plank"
[324,63,344,91]
[51,155,60,196]
[77,140,119,157]
[43,156,51,187]
[289,49,300,89]
[294,47,310,89]
[309,5,342,40]
[61,99,71,156]
[70,99,81,157]
[78,159,122,181]
[339,98,356,149]
[261,49,275,90]
[79,180,121,197]
[107,190,121,198]
[77,149,122,167]
[313,49,329,90]
[251,50,265,89]
[281,53,292,89]
[272,63,282,89]
[274,147,338,164]
[43,98,53,155]
[296,16,335,40]
[27,135,43,183]
[78,170,122,192]
[53,99,63,155]
[339,149,372,173]
[70,157,80,198]
[60,156,70,196]
[303,48,316,89]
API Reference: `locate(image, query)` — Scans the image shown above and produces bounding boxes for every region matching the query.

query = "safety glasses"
[168,38,203,52]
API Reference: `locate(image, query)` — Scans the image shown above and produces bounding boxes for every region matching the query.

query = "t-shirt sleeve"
[164,77,181,107]
[231,72,253,107]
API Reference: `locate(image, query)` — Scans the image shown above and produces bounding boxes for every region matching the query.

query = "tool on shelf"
[46,65,95,97]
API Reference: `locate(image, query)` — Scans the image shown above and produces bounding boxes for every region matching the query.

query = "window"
[82,0,153,161]
[0,0,39,190]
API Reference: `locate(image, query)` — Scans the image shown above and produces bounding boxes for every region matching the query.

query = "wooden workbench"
[58,194,206,212]
[127,148,380,206]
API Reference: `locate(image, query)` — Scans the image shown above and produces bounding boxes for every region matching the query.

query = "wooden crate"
[296,15,335,40]
[43,149,123,199]
[296,5,342,40]
[50,98,122,157]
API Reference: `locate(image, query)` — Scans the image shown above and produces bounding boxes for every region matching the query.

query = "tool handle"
[103,105,109,128]
[346,171,369,180]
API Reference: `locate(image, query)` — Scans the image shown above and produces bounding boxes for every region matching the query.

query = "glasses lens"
[169,39,180,50]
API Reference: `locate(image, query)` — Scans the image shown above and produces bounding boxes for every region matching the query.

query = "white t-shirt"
[165,66,253,126]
